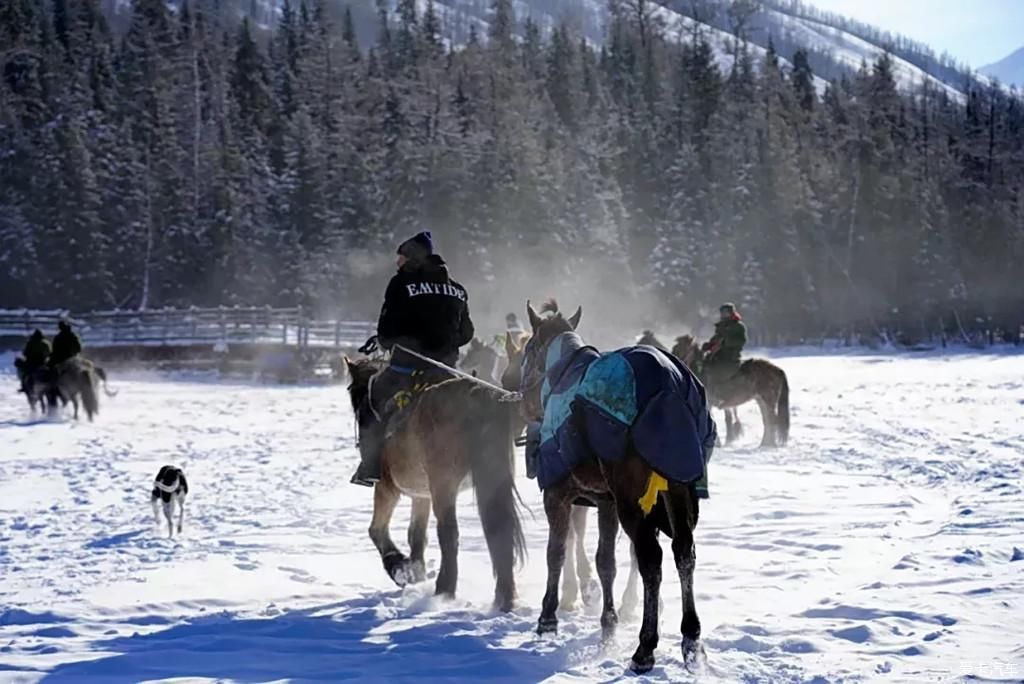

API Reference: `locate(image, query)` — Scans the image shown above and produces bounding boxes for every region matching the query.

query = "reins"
[393,344,522,402]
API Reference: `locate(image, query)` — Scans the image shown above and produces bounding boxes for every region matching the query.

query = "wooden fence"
[0,307,375,350]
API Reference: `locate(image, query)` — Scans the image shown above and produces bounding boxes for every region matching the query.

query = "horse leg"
[757,397,776,448]
[576,505,599,605]
[596,499,619,638]
[664,486,703,670]
[618,500,663,674]
[560,510,580,610]
[537,487,572,634]
[406,497,431,584]
[724,409,737,445]
[429,480,460,599]
[619,541,640,621]
[368,478,408,586]
[731,408,744,440]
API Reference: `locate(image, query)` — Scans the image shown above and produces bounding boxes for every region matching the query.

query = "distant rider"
[350,231,475,486]
[15,329,51,392]
[701,303,747,386]
[49,320,82,367]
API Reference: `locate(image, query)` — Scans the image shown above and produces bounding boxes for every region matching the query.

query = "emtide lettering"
[405,283,467,301]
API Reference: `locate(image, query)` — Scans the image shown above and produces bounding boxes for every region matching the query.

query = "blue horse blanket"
[534,332,717,497]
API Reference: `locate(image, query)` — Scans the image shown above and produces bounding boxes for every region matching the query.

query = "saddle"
[372,367,451,438]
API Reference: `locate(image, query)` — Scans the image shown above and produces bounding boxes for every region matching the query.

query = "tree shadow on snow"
[39,594,585,683]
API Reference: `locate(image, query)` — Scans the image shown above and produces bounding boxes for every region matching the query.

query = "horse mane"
[346,358,383,412]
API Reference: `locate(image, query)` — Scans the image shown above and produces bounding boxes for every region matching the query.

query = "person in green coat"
[702,303,747,387]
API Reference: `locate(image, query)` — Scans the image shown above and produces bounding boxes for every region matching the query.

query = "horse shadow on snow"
[40,593,593,683]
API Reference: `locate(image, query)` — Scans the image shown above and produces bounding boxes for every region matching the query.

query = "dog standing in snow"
[152,466,188,538]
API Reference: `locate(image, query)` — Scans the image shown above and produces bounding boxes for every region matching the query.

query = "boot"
[350,421,385,487]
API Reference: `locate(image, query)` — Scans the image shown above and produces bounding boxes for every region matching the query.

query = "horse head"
[344,356,383,422]
[519,299,582,420]
[672,335,699,368]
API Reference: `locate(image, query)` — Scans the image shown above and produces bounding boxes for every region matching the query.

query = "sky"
[807,0,1024,68]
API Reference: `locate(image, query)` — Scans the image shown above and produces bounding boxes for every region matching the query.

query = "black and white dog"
[152,466,189,538]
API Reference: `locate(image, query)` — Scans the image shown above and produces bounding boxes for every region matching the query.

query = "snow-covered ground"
[1,350,1022,683]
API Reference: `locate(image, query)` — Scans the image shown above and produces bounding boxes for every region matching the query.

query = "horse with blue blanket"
[518,301,717,674]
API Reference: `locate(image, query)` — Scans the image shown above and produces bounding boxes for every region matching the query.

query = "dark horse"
[673,334,790,447]
[519,302,708,674]
[345,359,525,611]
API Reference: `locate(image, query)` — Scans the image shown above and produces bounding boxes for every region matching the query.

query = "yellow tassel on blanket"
[638,472,668,516]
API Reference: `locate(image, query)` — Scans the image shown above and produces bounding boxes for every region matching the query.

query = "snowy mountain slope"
[760,9,966,101]
[982,46,1024,88]
[418,0,973,98]
[1,349,1023,681]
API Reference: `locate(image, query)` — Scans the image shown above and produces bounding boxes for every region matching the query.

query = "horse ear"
[568,306,582,330]
[344,355,357,372]
[527,300,543,331]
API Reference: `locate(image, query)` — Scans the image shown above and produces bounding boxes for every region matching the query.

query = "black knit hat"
[397,231,434,261]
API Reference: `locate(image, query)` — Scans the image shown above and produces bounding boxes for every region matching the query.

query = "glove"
[358,335,379,355]
[525,421,542,480]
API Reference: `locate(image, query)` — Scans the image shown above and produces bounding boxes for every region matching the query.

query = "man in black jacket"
[351,231,475,486]
[49,320,82,367]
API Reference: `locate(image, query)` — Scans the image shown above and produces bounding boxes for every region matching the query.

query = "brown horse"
[519,301,706,674]
[345,359,525,611]
[673,334,789,447]
[502,330,641,614]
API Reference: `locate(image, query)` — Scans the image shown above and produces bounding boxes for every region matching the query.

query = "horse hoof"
[390,563,414,587]
[682,636,706,671]
[600,611,618,641]
[629,653,655,674]
[536,617,558,635]
[494,596,515,613]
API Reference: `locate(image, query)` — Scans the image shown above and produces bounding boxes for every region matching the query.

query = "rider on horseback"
[701,303,747,389]
[350,231,475,487]
[15,329,51,393]
[49,320,82,367]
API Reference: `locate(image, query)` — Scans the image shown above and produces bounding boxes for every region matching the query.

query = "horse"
[460,338,503,384]
[518,301,712,674]
[345,358,525,611]
[637,330,671,353]
[16,362,58,415]
[53,357,116,422]
[502,330,640,614]
[673,334,789,447]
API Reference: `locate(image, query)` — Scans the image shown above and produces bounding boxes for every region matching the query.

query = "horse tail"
[470,394,527,576]
[80,369,100,421]
[776,369,790,445]
[95,366,118,397]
